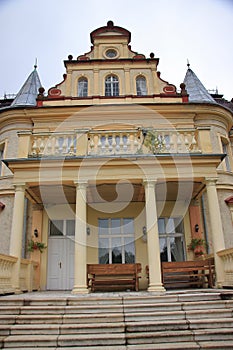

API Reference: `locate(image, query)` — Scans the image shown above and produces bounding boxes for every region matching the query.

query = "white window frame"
[158,217,186,262]
[98,218,135,264]
[136,76,147,96]
[105,75,119,97]
[49,219,75,237]
[78,77,88,97]
[221,137,232,172]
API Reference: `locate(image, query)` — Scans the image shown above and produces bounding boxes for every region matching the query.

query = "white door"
[47,220,75,290]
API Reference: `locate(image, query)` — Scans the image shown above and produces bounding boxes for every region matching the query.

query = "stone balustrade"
[0,254,17,294]
[218,248,233,287]
[27,128,201,157]
[88,130,141,155]
[30,132,77,157]
[0,254,38,295]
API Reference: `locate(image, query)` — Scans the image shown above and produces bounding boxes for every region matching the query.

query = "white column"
[10,183,26,294]
[72,180,89,294]
[205,178,225,287]
[143,179,165,292]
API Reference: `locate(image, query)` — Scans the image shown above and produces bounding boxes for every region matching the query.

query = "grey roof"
[184,68,216,104]
[11,66,42,107]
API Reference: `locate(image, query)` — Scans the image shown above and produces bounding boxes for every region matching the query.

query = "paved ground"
[1,288,232,299]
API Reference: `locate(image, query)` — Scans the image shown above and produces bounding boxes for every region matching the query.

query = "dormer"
[88,20,134,60]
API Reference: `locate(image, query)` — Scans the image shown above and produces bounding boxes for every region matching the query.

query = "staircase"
[0,290,233,349]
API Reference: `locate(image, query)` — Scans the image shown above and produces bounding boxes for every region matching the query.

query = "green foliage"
[27,239,46,253]
[144,131,166,154]
[188,238,205,250]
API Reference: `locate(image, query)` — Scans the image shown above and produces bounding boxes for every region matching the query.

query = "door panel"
[47,237,74,290]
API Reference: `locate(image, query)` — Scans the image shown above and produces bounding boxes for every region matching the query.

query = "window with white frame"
[98,218,135,264]
[221,138,231,172]
[78,77,88,97]
[158,217,185,262]
[136,76,147,96]
[105,75,119,96]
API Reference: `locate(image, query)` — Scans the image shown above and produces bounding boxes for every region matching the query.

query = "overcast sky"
[0,0,232,100]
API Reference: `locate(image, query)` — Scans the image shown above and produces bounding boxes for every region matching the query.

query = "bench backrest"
[162,259,213,273]
[87,263,141,275]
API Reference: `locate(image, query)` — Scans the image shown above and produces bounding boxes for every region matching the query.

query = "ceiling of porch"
[27,181,204,205]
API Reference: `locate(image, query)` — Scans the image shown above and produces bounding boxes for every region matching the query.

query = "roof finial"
[34,58,38,69]
[187,59,190,68]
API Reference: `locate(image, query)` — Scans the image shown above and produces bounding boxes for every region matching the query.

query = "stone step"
[126,328,233,345]
[127,342,200,350]
[126,329,194,344]
[124,302,182,313]
[185,308,233,319]
[3,335,58,348]
[62,313,124,324]
[124,310,186,322]
[123,292,221,305]
[182,300,233,310]
[57,333,126,347]
[193,328,233,342]
[189,317,233,330]
[126,319,189,332]
[198,341,233,349]
[3,333,127,348]
[8,322,125,335]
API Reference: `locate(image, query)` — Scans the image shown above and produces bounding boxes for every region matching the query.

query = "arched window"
[78,77,88,97]
[105,75,119,96]
[136,76,147,96]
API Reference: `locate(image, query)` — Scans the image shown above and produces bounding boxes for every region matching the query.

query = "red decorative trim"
[0,202,5,210]
[163,86,176,94]
[182,95,189,103]
[36,100,43,107]
[48,88,62,97]
[133,54,146,59]
[77,55,90,61]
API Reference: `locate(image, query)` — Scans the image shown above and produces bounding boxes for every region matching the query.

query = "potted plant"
[27,239,46,253]
[188,238,206,257]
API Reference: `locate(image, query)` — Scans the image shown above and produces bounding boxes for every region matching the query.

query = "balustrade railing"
[0,254,39,295]
[0,254,17,294]
[218,248,233,287]
[28,128,201,157]
[30,132,77,157]
[88,130,141,155]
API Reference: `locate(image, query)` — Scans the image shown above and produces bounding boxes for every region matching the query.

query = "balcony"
[20,128,201,158]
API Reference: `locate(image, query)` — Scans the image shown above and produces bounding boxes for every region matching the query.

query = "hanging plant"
[144,131,166,154]
[188,238,206,256]
[27,239,46,253]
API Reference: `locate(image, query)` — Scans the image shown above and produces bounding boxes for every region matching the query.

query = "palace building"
[0,21,233,294]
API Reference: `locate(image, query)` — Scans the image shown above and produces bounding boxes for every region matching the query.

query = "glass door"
[98,218,135,264]
[158,217,186,262]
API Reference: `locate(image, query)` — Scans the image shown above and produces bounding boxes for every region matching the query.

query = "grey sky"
[0,0,232,99]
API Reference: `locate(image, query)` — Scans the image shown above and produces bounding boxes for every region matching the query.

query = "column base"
[71,285,89,294]
[147,283,166,293]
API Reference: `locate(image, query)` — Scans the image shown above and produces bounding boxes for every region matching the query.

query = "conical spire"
[184,67,216,104]
[11,65,42,107]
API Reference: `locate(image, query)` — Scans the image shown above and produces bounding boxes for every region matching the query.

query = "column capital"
[13,183,26,192]
[204,177,218,187]
[143,178,157,188]
[74,180,88,190]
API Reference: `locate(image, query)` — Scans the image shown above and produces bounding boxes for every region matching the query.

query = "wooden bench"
[87,263,142,292]
[146,258,215,289]
[161,259,215,289]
